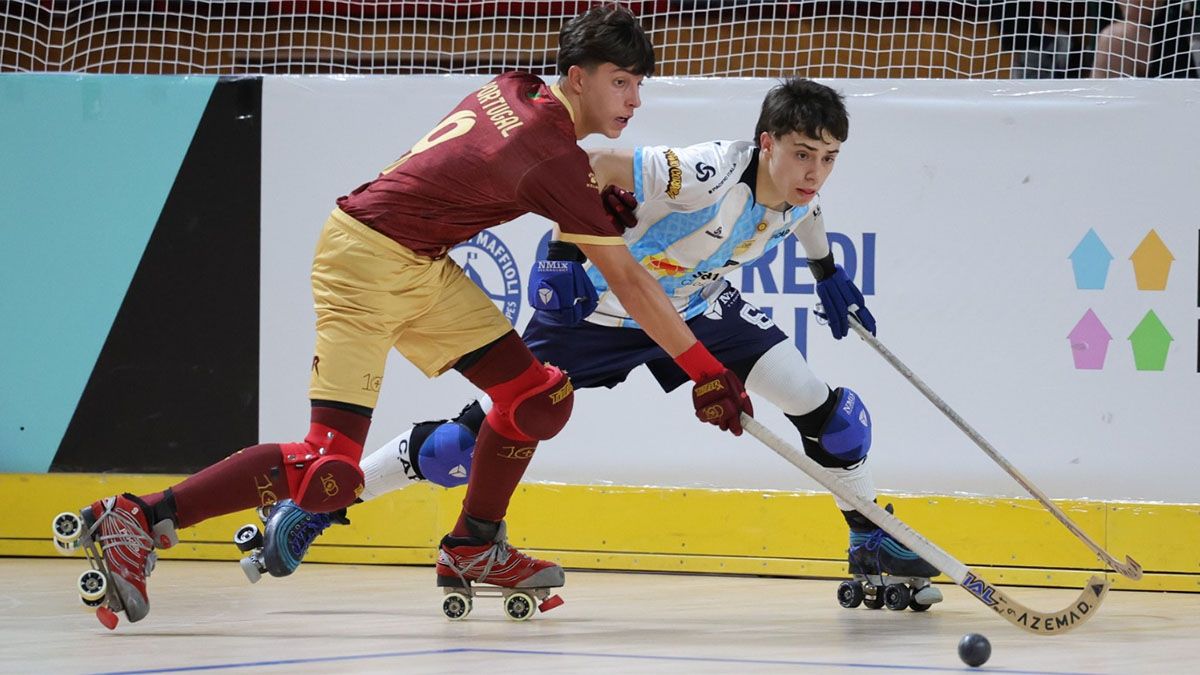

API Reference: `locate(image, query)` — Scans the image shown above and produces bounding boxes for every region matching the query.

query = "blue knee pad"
[819,387,872,463]
[417,422,475,488]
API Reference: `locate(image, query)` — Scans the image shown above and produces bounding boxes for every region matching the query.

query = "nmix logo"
[451,230,522,325]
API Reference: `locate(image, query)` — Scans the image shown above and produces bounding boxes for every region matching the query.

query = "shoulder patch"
[663,149,682,199]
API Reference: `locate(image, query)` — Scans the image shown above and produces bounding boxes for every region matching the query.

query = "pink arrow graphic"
[1067,309,1112,370]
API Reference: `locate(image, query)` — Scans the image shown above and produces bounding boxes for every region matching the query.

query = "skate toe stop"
[538,594,564,613]
[96,606,119,630]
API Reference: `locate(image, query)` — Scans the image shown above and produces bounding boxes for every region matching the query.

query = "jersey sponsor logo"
[694,379,725,397]
[587,172,600,192]
[474,82,524,137]
[643,252,689,277]
[695,161,716,181]
[663,149,683,199]
[706,161,740,195]
[451,230,523,325]
[705,225,724,238]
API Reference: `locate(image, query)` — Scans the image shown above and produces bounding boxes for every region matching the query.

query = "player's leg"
[58,213,400,625]
[251,398,489,578]
[691,283,940,602]
[252,309,666,580]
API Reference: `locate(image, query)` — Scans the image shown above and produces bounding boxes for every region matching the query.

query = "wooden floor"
[1,559,1196,674]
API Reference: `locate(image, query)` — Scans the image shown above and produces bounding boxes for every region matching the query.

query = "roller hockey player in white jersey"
[246,78,943,610]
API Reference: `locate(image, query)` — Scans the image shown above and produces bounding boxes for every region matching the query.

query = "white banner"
[262,77,1200,502]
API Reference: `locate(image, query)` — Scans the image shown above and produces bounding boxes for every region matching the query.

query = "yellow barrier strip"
[2,474,1195,592]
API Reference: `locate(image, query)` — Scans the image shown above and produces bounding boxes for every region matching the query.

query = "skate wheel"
[233,524,264,552]
[95,606,119,630]
[504,592,536,621]
[52,511,84,544]
[537,594,564,613]
[883,584,911,611]
[862,585,885,610]
[908,598,932,612]
[78,569,107,604]
[52,536,79,556]
[240,556,263,584]
[442,591,472,621]
[837,580,864,609]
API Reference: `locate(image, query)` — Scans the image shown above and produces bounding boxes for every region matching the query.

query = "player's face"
[760,130,841,206]
[573,63,644,139]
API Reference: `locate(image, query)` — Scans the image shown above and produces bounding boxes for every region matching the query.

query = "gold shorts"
[307,209,512,409]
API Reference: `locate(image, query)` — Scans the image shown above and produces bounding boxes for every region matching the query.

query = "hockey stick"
[742,415,1108,636]
[847,318,1143,581]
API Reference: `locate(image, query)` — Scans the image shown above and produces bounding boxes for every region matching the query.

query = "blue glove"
[527,240,598,326]
[811,256,876,340]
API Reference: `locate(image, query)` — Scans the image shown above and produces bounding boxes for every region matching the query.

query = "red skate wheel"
[95,606,119,630]
[537,594,564,613]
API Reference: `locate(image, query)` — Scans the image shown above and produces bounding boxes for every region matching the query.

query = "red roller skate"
[51,494,177,629]
[436,517,564,621]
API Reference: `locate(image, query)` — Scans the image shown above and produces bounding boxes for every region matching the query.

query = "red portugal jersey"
[337,72,624,258]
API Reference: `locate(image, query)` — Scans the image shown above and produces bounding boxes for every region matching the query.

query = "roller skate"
[51,494,178,629]
[232,499,349,583]
[436,517,564,621]
[837,504,944,612]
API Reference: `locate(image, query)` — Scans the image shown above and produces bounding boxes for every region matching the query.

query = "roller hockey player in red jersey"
[251,78,944,613]
[51,5,753,628]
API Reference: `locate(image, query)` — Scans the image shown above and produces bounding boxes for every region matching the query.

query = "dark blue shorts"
[522,283,788,392]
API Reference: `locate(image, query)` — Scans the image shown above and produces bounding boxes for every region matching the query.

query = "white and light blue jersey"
[586,140,827,328]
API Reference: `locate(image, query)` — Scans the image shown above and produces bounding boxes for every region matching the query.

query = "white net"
[2,1,1196,78]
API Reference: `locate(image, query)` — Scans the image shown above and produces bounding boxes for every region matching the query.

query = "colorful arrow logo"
[1067,309,1112,370]
[1128,310,1172,371]
[1129,229,1173,291]
[1068,229,1113,290]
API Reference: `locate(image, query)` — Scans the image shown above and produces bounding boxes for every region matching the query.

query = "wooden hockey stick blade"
[847,319,1143,581]
[741,414,1110,635]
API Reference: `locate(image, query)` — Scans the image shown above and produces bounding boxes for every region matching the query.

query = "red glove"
[601,184,638,231]
[674,342,754,436]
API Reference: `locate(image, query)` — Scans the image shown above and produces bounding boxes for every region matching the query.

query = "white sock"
[358,395,492,502]
[359,426,422,502]
[826,458,877,512]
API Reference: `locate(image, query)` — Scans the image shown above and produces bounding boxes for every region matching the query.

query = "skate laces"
[287,511,334,558]
[445,539,530,585]
[93,500,156,574]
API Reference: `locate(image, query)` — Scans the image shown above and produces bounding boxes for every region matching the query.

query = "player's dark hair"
[754,78,848,146]
[557,4,656,76]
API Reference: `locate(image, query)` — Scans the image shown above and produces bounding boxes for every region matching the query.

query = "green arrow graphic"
[1128,310,1173,371]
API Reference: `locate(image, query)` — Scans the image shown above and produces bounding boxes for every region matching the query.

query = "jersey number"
[381,110,477,175]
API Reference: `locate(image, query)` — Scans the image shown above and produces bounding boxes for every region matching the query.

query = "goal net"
[2,1,1197,78]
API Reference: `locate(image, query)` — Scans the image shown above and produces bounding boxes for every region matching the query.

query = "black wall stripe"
[52,77,262,473]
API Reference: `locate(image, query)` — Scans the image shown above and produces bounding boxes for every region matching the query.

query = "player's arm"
[794,208,876,340]
[587,148,636,191]
[579,241,753,435]
[519,151,752,435]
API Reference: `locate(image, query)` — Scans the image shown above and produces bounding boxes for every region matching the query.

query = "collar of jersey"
[548,83,576,124]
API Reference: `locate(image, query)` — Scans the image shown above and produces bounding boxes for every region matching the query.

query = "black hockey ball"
[957,633,991,667]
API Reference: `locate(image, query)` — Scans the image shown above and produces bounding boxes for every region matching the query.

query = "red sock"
[146,406,372,530]
[453,332,545,537]
[453,421,538,536]
[150,443,287,529]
